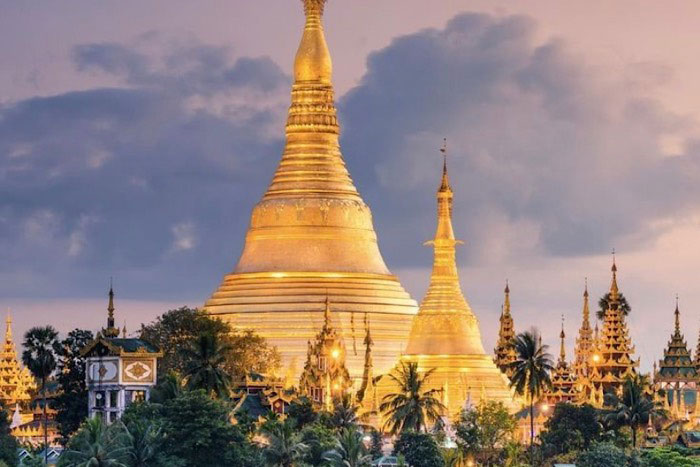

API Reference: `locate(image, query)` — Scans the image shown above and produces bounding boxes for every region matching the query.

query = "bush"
[394,431,444,467]
[576,442,632,467]
[641,447,700,467]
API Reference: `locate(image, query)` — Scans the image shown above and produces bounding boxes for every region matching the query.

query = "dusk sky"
[3,0,700,371]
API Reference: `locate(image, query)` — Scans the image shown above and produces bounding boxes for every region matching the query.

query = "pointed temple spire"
[546,315,578,404]
[395,148,517,417]
[573,278,595,401]
[204,0,417,383]
[559,315,567,364]
[588,257,638,402]
[494,280,517,376]
[654,296,698,419]
[4,312,12,345]
[104,281,120,338]
[358,314,374,403]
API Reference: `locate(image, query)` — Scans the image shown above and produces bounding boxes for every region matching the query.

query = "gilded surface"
[204,0,417,381]
[378,158,519,418]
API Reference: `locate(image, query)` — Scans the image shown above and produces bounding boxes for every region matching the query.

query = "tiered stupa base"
[205,271,417,383]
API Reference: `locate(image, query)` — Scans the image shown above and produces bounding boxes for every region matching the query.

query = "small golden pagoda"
[653,298,698,420]
[494,282,517,377]
[545,317,578,404]
[0,313,36,407]
[204,0,417,382]
[299,298,351,410]
[573,280,595,400]
[379,147,517,419]
[588,257,638,399]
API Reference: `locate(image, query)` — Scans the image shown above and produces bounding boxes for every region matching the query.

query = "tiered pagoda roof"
[494,282,517,378]
[299,298,351,410]
[589,257,639,397]
[0,314,36,407]
[546,317,578,404]
[573,280,594,388]
[656,299,697,385]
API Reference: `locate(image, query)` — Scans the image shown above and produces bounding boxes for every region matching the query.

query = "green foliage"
[139,307,280,381]
[0,410,17,467]
[576,442,632,467]
[260,417,308,467]
[182,332,233,398]
[147,372,184,404]
[287,396,319,429]
[379,362,446,434]
[58,417,129,467]
[329,394,360,431]
[641,448,700,467]
[454,400,516,466]
[508,329,554,464]
[603,374,659,448]
[323,428,372,467]
[300,422,337,466]
[22,326,59,459]
[53,328,94,443]
[597,292,632,320]
[368,430,383,460]
[540,403,601,457]
[393,431,445,467]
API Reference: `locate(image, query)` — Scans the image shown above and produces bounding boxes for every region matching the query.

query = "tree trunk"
[42,378,48,464]
[529,400,534,466]
[632,424,637,449]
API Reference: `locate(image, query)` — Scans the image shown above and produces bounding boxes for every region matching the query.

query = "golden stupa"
[204,0,417,381]
[379,149,518,418]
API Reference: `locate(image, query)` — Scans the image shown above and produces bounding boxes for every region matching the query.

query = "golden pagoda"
[203,0,417,382]
[573,280,595,399]
[545,317,578,404]
[299,298,351,411]
[653,298,698,420]
[588,257,638,398]
[0,313,36,407]
[494,282,517,377]
[379,147,517,419]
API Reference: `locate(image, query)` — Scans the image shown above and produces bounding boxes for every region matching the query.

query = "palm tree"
[603,374,661,448]
[260,418,308,467]
[379,362,446,434]
[508,329,554,465]
[22,326,58,461]
[60,417,129,467]
[122,419,165,467]
[182,331,233,398]
[330,393,360,430]
[149,371,185,403]
[597,292,631,320]
[323,428,373,467]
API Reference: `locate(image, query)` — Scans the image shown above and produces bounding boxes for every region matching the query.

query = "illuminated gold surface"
[379,157,518,418]
[204,0,417,381]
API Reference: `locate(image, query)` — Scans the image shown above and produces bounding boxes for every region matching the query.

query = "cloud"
[339,13,700,268]
[0,35,289,299]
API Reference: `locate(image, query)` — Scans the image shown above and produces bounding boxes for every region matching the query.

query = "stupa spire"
[405,142,482,357]
[610,250,619,301]
[104,281,120,338]
[5,311,12,344]
[559,315,567,364]
[494,280,517,376]
[674,295,680,335]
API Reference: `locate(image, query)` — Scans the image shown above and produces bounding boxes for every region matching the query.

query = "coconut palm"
[323,428,372,467]
[182,331,233,398]
[508,329,554,465]
[379,362,446,434]
[60,417,129,467]
[261,418,309,467]
[330,393,360,430]
[122,419,165,467]
[597,292,631,320]
[603,374,661,448]
[22,326,58,462]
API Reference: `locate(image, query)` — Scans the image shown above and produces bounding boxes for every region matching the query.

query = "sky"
[2,0,700,372]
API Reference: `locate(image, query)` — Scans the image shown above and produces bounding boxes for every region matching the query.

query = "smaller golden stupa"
[378,145,518,419]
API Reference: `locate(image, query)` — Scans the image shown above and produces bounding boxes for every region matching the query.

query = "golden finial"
[105,279,119,338]
[674,294,680,334]
[503,280,511,316]
[5,309,12,343]
[295,0,332,84]
[609,250,619,300]
[323,295,332,330]
[560,315,566,363]
[122,321,127,338]
[439,138,450,192]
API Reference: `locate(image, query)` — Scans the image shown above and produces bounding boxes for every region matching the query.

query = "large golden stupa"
[204,0,417,381]
[379,152,518,418]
